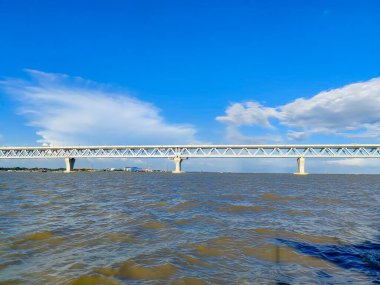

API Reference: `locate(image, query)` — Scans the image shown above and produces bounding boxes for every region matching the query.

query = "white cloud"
[217,78,380,141]
[216,101,277,128]
[286,130,309,141]
[279,78,380,135]
[1,70,197,146]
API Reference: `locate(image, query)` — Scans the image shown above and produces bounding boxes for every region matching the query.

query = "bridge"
[1,144,380,174]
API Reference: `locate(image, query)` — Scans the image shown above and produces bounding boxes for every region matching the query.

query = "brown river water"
[0,172,379,284]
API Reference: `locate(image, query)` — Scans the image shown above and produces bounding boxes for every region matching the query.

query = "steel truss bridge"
[1,144,380,174]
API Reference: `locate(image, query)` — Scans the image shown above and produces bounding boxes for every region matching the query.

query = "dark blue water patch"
[278,237,380,282]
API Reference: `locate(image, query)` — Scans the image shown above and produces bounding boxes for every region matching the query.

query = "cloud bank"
[1,70,197,146]
[217,78,380,142]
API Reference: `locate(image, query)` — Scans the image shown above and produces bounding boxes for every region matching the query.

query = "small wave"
[118,261,177,280]
[259,193,301,201]
[195,245,224,257]
[171,276,209,285]
[253,228,342,245]
[68,275,122,285]
[244,242,335,269]
[284,210,313,216]
[95,260,177,280]
[219,204,268,213]
[24,231,54,241]
[141,221,169,229]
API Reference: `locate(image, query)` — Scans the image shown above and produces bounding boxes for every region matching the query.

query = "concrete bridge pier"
[294,157,308,175]
[64,158,75,173]
[171,157,187,174]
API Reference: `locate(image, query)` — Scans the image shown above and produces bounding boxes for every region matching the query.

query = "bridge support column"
[171,157,187,174]
[64,158,75,173]
[294,157,308,175]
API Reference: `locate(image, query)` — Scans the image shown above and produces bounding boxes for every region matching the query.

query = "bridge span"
[1,144,380,174]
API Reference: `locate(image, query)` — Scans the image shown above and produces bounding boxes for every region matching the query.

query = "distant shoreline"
[0,168,378,175]
[0,167,168,173]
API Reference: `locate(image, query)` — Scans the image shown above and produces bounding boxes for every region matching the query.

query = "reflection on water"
[0,172,380,284]
[279,238,380,282]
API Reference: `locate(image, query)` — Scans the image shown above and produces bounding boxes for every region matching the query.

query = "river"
[0,172,379,284]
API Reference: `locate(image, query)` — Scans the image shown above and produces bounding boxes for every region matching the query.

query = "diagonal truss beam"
[1,145,380,159]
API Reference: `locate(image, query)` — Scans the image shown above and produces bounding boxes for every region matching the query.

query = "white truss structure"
[1,145,380,159]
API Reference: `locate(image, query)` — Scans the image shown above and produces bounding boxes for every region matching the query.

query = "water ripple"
[0,172,379,284]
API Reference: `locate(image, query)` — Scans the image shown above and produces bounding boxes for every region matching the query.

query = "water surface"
[0,172,379,284]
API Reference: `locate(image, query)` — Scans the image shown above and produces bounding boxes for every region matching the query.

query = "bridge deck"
[1,145,380,159]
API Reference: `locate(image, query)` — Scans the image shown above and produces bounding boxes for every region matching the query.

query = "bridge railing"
[1,145,380,159]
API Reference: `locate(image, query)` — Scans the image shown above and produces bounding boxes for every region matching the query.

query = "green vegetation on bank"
[1,167,77,172]
[0,167,166,172]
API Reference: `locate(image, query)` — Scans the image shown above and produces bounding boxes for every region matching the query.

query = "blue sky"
[1,0,380,172]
